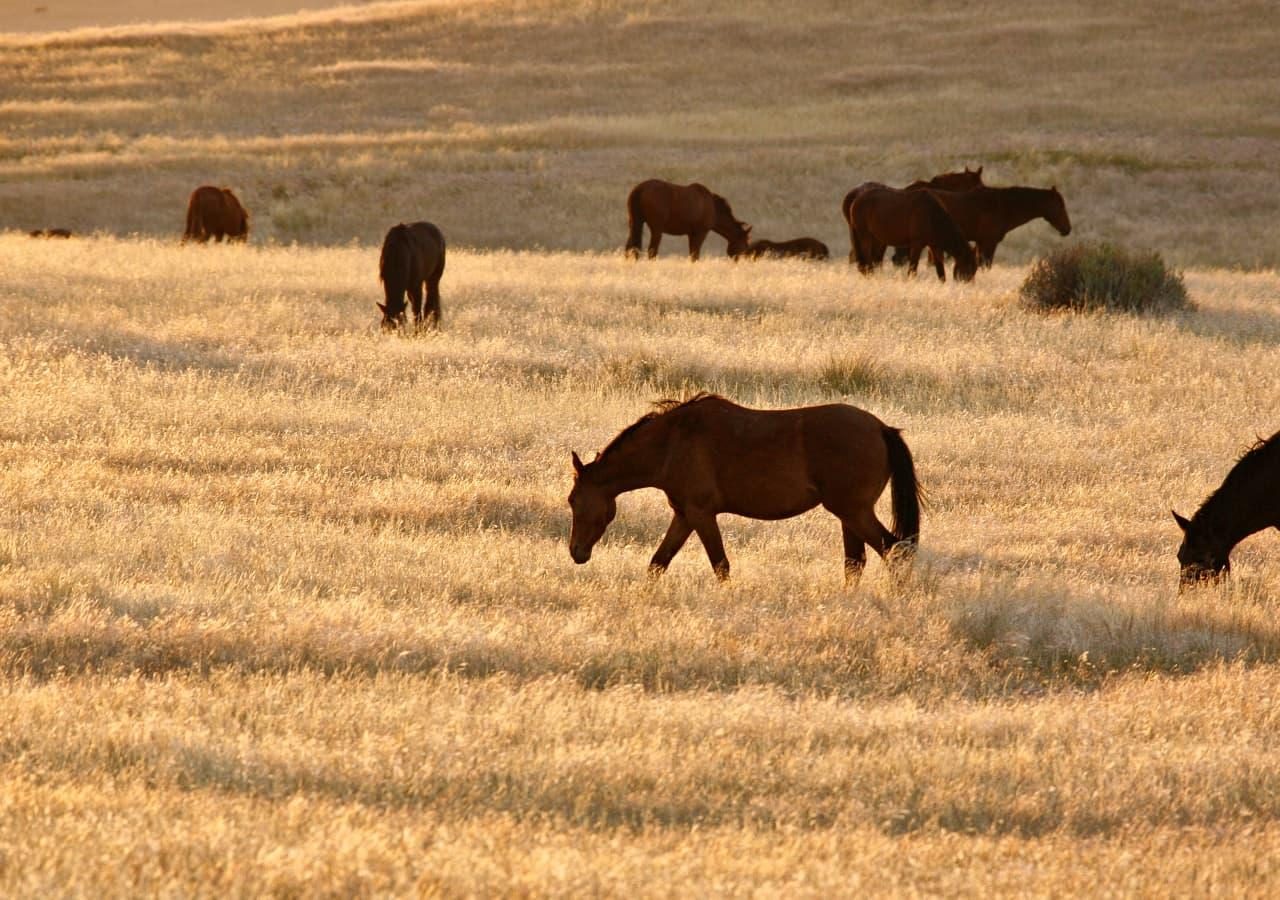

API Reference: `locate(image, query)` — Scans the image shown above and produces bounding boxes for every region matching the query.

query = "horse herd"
[624,167,1072,282]
[174,178,1280,585]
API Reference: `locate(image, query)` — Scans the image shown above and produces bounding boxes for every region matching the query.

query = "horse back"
[665,400,891,517]
[630,179,713,234]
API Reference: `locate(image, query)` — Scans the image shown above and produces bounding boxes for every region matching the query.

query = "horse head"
[568,452,616,564]
[952,243,978,282]
[1172,510,1230,588]
[376,301,406,332]
[1046,186,1072,236]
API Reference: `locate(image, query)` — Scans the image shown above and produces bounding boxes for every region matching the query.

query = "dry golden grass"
[3,0,1280,895]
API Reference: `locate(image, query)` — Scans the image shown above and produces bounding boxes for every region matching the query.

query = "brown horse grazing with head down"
[183,186,249,243]
[740,237,830,260]
[850,187,977,282]
[925,185,1071,268]
[378,221,446,331]
[625,180,752,261]
[568,394,921,583]
[1173,430,1280,588]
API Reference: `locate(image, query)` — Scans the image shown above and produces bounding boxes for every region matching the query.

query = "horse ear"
[976,165,984,175]
[572,451,584,474]
[376,302,387,313]
[1172,510,1191,532]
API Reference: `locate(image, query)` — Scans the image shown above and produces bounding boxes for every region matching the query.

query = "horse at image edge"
[1173,430,1280,587]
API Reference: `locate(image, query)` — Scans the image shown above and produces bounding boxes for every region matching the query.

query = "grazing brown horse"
[378,221,446,331]
[842,166,985,265]
[925,185,1071,267]
[625,180,752,261]
[183,186,249,243]
[741,237,830,260]
[567,394,922,582]
[28,228,72,238]
[1173,430,1280,587]
[849,187,977,282]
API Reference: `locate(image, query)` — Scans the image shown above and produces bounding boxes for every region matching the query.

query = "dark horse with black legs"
[378,221,446,331]
[625,180,752,261]
[1173,430,1280,587]
[842,167,984,265]
[849,187,977,282]
[567,394,922,582]
[925,185,1071,268]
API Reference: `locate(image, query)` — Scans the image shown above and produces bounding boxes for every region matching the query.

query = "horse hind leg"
[841,520,867,586]
[930,246,946,281]
[647,229,662,259]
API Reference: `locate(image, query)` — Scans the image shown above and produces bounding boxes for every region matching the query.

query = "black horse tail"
[624,185,645,259]
[882,426,922,552]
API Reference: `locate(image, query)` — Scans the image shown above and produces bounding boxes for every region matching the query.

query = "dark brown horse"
[378,221,446,331]
[849,187,977,282]
[925,185,1071,267]
[183,186,249,243]
[28,228,72,238]
[567,394,921,582]
[740,237,829,260]
[842,167,984,265]
[625,180,752,261]
[1173,430,1280,587]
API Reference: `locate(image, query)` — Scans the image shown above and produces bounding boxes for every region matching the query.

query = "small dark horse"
[1173,430,1280,587]
[842,167,984,265]
[740,237,830,260]
[925,185,1071,267]
[183,186,249,243]
[849,187,977,282]
[568,394,922,582]
[625,179,752,261]
[378,221,446,331]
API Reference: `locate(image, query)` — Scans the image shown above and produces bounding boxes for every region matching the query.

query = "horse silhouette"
[625,180,752,261]
[183,186,249,243]
[568,394,921,583]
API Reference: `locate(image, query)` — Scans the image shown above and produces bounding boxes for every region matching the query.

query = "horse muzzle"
[570,545,592,565]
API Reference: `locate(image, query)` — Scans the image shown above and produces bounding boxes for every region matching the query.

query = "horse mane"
[1193,430,1280,525]
[712,193,736,221]
[597,393,723,461]
[379,224,409,281]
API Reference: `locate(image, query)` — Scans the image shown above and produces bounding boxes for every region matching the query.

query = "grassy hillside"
[2,232,1278,893]
[3,1,1280,894]
[3,0,1280,266]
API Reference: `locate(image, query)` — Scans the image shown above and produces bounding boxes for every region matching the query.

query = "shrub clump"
[1020,243,1191,314]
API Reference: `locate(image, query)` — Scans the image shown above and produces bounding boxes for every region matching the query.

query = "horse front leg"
[647,230,662,259]
[688,230,708,262]
[424,278,442,330]
[689,512,730,580]
[930,245,946,281]
[906,243,923,278]
[648,511,693,576]
[408,283,424,330]
[980,241,997,268]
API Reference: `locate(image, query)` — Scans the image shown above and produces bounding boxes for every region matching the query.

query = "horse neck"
[592,420,668,495]
[1192,474,1279,552]
[998,188,1055,228]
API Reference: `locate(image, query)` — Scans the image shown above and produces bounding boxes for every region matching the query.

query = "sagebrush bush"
[1021,243,1192,314]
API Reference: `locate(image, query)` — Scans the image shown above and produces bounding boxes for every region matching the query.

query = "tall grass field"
[2,0,1279,894]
